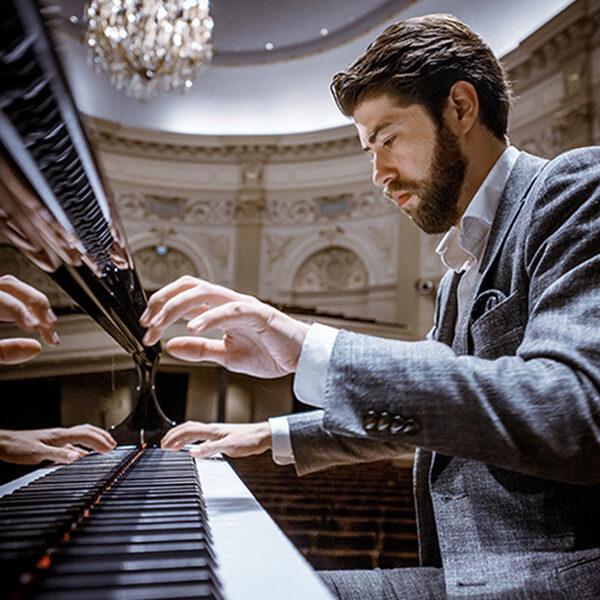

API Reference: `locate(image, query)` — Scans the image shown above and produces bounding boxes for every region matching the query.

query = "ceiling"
[51,0,574,136]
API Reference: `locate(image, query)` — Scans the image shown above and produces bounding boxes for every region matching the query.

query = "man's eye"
[383,136,395,148]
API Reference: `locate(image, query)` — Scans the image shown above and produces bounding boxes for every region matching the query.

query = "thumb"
[166,337,226,364]
[0,338,41,364]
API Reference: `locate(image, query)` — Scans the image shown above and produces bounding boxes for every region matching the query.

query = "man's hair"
[331,14,512,140]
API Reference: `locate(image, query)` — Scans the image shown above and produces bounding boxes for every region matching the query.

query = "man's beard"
[385,122,468,234]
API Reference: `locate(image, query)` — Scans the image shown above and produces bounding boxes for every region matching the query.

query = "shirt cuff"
[269,416,295,466]
[293,322,339,408]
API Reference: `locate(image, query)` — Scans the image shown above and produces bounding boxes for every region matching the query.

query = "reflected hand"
[0,274,59,364]
[0,424,117,465]
[161,420,271,459]
[140,276,310,378]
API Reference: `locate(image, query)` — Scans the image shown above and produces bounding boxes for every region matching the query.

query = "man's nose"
[372,153,395,188]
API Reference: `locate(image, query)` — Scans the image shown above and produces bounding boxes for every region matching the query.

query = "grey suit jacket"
[287,148,600,599]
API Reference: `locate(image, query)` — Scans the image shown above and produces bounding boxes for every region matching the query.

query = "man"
[140,14,600,600]
[0,274,116,464]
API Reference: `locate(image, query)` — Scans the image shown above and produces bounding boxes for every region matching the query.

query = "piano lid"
[0,0,159,364]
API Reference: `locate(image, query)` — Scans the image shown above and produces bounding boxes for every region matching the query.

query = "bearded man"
[141,14,600,600]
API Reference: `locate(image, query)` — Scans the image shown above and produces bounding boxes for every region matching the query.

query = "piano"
[0,1,334,598]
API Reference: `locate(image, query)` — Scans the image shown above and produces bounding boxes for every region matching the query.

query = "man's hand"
[161,421,272,459]
[140,276,310,378]
[0,274,59,364]
[0,424,117,465]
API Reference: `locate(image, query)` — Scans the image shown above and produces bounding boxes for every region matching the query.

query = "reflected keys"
[0,448,224,600]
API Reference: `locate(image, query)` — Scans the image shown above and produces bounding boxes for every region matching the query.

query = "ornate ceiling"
[50,0,574,135]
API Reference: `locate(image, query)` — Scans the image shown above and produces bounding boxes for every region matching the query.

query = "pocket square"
[472,289,507,321]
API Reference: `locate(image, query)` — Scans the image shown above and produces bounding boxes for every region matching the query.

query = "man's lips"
[392,192,413,208]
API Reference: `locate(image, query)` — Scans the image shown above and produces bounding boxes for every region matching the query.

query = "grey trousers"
[319,567,447,600]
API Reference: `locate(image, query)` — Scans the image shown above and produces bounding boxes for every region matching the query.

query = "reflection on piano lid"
[0,449,334,600]
[0,0,174,444]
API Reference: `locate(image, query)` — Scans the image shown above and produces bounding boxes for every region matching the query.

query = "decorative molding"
[115,191,236,224]
[133,246,199,290]
[517,101,594,157]
[504,3,600,92]
[264,190,393,225]
[88,118,362,164]
[292,247,368,293]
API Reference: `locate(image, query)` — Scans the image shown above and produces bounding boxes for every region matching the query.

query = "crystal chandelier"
[84,0,214,100]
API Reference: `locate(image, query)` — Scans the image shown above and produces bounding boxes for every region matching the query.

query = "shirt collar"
[436,145,520,272]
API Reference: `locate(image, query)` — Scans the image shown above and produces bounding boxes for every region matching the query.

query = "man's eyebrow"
[361,121,392,152]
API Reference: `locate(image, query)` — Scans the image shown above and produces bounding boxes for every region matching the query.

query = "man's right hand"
[161,420,272,459]
[140,276,310,379]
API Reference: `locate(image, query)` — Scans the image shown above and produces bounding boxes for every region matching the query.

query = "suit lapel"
[453,152,548,352]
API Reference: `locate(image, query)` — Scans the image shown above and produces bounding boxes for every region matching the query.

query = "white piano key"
[196,457,334,600]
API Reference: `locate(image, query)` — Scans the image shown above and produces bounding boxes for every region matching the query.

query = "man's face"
[353,94,468,234]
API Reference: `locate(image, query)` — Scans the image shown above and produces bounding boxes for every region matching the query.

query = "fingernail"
[139,310,149,325]
[51,331,60,345]
[142,332,153,345]
[45,308,57,323]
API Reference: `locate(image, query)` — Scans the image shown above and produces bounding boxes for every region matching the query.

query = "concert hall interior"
[0,0,598,598]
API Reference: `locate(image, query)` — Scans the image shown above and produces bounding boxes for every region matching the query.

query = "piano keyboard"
[0,448,334,600]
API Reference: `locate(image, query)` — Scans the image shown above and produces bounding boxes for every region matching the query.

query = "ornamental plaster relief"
[133,246,199,290]
[516,101,594,157]
[264,189,393,225]
[292,247,368,293]
[115,191,236,225]
[506,0,599,156]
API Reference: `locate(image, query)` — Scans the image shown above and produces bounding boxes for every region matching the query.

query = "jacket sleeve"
[287,410,412,476]
[321,148,600,485]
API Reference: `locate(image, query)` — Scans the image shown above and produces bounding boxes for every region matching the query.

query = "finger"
[188,440,223,459]
[57,425,117,453]
[0,275,56,325]
[141,276,203,325]
[0,289,58,345]
[161,422,222,450]
[142,282,238,345]
[187,302,267,334]
[46,446,83,465]
[62,443,88,459]
[166,337,228,364]
[0,338,41,364]
[0,290,39,329]
[38,324,60,346]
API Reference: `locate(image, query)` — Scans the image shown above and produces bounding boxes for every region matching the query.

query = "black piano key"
[36,567,219,589]
[28,582,222,600]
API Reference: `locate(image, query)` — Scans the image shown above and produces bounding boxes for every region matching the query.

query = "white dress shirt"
[269,146,521,465]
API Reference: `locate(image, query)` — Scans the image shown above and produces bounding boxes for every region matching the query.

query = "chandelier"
[84,0,214,100]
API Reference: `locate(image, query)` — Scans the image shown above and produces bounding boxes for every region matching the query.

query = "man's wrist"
[268,416,295,465]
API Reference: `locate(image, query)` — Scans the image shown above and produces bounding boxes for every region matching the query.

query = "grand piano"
[0,1,333,598]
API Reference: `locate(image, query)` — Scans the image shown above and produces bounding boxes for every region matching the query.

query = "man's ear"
[445,80,479,136]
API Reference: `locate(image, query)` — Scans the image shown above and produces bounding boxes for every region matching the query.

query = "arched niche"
[290,246,371,318]
[129,234,214,292]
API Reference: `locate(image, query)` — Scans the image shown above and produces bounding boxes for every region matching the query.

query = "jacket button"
[363,410,377,431]
[401,419,420,435]
[377,411,390,431]
[390,416,406,434]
